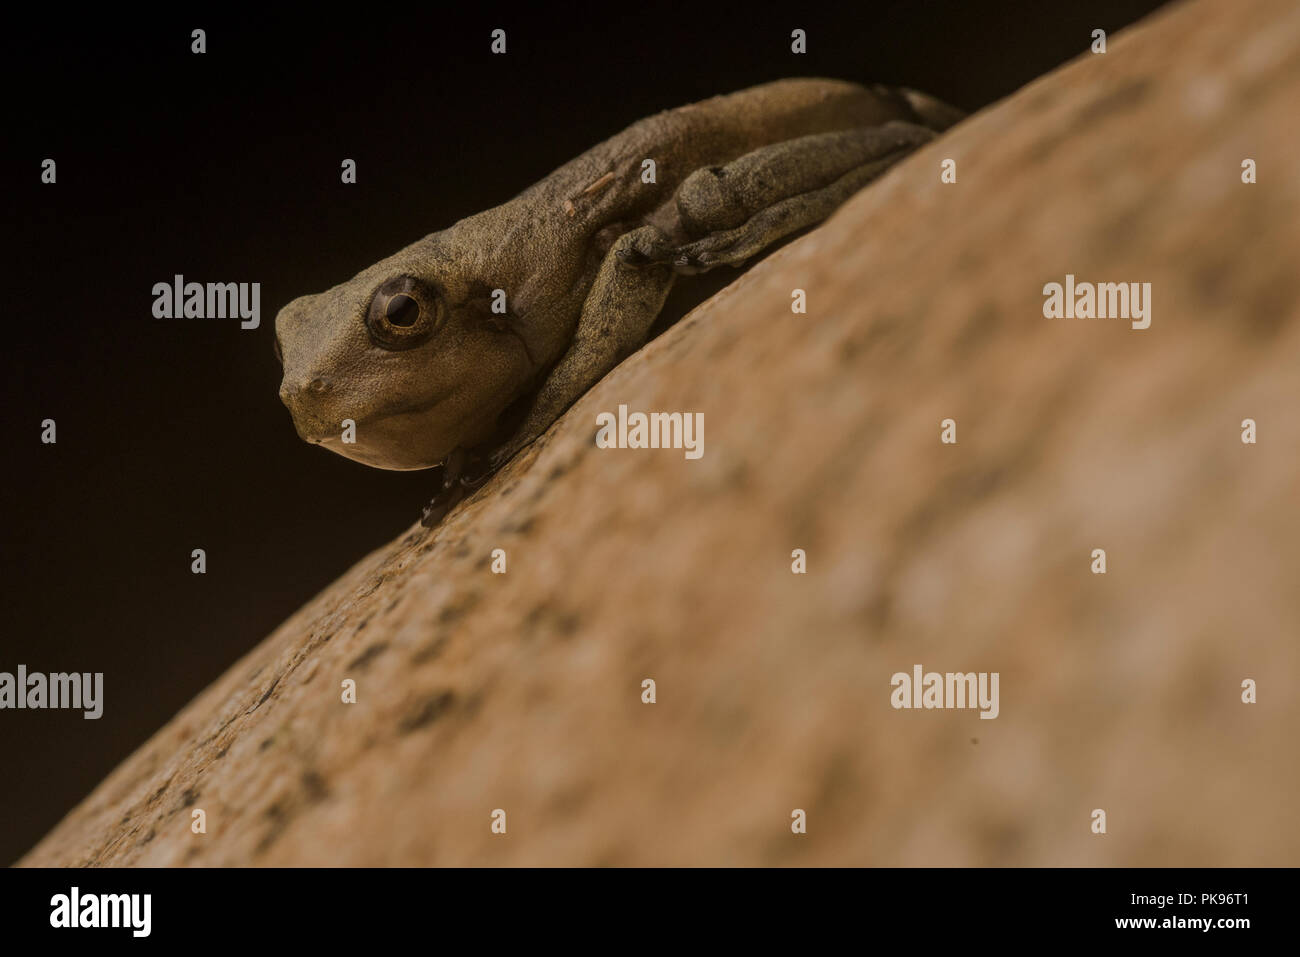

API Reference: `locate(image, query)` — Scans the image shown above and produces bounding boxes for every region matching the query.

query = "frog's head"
[274,230,533,470]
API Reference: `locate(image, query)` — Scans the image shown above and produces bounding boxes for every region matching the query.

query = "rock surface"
[23,0,1300,866]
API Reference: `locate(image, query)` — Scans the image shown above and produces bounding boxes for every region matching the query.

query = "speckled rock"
[22,0,1300,866]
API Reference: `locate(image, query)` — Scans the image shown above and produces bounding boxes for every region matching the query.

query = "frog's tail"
[870,84,966,132]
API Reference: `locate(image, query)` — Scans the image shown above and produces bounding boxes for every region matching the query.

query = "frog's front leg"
[495,225,676,462]
[665,122,936,273]
[419,226,676,526]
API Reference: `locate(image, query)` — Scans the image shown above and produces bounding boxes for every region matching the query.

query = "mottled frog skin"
[274,78,960,525]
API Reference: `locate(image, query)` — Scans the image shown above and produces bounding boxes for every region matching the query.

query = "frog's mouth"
[381,386,458,422]
[315,434,441,471]
[286,385,444,432]
[301,390,467,471]
[313,428,449,470]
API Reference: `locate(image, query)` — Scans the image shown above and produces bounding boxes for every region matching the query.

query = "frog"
[273,77,961,527]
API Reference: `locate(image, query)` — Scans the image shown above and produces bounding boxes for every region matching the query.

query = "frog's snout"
[279,375,333,402]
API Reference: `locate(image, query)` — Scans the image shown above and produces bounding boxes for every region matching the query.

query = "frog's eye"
[365,276,442,350]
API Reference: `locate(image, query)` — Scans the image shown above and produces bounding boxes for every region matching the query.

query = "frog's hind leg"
[665,121,934,274]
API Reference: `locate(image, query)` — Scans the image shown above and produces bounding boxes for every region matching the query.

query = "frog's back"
[513,78,949,223]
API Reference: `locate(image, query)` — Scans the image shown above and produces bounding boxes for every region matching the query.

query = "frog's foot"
[458,449,501,488]
[420,482,465,528]
[669,228,760,274]
[614,218,740,273]
[419,449,470,528]
[420,445,515,526]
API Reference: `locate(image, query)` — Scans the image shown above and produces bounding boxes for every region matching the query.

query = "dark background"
[1,1,1170,866]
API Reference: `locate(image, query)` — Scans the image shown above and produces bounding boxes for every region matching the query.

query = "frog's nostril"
[279,377,331,403]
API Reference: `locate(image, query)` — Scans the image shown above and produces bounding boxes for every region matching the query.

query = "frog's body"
[274,78,961,525]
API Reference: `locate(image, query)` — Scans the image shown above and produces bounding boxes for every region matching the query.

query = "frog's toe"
[615,248,646,265]
[671,250,708,274]
[670,233,746,273]
[486,441,525,474]
[420,485,465,527]
[615,228,675,267]
[459,453,497,489]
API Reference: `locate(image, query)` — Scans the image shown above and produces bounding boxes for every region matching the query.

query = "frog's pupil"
[386,294,419,326]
